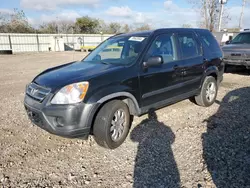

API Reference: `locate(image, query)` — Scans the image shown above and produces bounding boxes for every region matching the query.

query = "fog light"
[55,117,64,127]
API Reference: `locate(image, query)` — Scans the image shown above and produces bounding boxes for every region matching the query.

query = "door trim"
[142,76,201,99]
[140,89,199,115]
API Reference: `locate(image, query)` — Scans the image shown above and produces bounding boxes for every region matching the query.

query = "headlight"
[51,82,89,104]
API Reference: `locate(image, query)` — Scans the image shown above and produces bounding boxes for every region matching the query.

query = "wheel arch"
[202,66,219,84]
[97,92,141,116]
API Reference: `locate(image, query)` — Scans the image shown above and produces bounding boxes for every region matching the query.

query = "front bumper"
[223,58,250,68]
[24,93,99,138]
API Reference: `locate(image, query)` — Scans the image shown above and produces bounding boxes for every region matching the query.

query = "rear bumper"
[24,94,99,138]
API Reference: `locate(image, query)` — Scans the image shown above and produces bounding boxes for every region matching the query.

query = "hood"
[222,44,250,52]
[34,61,122,90]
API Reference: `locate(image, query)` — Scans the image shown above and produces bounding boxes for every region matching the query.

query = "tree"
[108,22,121,33]
[94,19,107,33]
[133,24,151,31]
[58,20,74,34]
[187,0,230,32]
[75,16,99,34]
[39,22,58,34]
[0,8,34,33]
[182,24,192,28]
[122,24,130,33]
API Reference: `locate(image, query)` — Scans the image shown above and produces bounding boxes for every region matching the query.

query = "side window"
[199,31,221,53]
[177,33,200,59]
[146,33,177,63]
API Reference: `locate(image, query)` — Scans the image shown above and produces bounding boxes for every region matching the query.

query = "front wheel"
[93,100,131,149]
[195,76,218,107]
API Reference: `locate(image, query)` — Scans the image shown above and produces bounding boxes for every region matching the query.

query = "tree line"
[0,9,151,34]
[0,1,240,34]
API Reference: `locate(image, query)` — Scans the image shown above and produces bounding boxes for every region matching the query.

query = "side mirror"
[225,40,231,45]
[143,56,163,68]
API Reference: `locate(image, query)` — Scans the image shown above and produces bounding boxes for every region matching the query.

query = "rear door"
[139,32,184,107]
[176,31,204,93]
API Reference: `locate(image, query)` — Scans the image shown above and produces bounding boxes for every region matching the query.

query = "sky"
[0,0,250,29]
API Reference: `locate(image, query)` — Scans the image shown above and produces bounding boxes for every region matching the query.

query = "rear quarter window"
[198,30,223,58]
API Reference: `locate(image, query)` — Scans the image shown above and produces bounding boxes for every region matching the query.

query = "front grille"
[26,83,51,102]
[231,53,241,57]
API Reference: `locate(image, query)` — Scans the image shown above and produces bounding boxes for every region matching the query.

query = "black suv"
[24,28,224,149]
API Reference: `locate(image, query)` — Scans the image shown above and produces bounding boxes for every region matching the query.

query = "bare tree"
[0,8,34,33]
[108,22,121,33]
[39,22,58,34]
[122,24,130,33]
[58,20,74,34]
[188,0,230,32]
[133,24,151,32]
[182,24,192,28]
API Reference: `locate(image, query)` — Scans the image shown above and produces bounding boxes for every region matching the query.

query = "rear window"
[198,30,222,58]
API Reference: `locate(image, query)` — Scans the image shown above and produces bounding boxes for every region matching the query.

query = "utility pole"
[56,16,59,34]
[239,0,246,29]
[218,0,227,32]
[203,0,208,29]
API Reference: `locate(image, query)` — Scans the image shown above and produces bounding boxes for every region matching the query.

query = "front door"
[139,32,184,107]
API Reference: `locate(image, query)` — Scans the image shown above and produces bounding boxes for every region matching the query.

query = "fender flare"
[97,92,141,115]
[202,66,219,82]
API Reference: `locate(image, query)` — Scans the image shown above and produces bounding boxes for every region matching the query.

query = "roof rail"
[107,33,124,40]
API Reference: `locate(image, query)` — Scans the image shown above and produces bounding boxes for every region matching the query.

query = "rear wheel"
[195,76,218,107]
[93,100,131,149]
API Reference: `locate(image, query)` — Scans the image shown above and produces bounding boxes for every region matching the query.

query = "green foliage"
[75,16,99,34]
[0,9,150,34]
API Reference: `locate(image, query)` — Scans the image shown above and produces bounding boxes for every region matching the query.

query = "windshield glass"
[83,35,148,65]
[231,33,250,44]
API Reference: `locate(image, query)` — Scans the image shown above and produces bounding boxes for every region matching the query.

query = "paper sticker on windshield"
[129,36,145,42]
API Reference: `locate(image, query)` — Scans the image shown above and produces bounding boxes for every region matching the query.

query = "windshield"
[83,35,148,65]
[231,33,250,44]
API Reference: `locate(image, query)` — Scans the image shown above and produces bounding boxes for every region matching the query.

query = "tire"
[224,65,228,73]
[93,100,131,149]
[195,76,218,107]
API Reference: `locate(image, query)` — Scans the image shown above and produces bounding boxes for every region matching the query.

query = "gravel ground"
[0,52,249,188]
